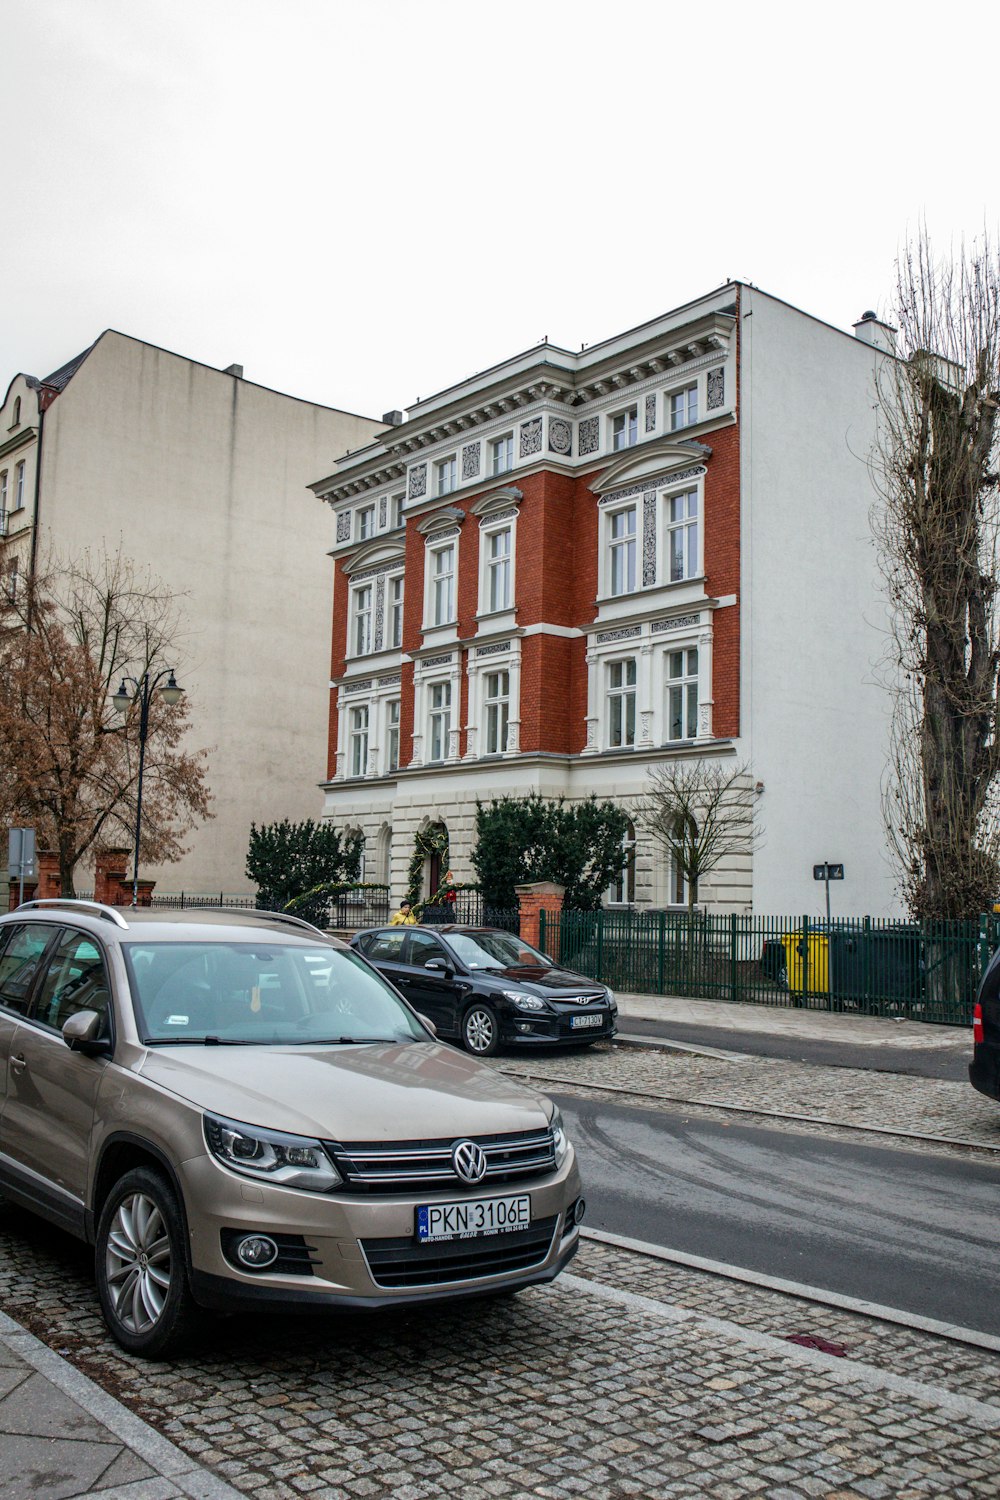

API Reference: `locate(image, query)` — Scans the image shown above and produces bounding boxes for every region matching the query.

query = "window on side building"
[386,698,401,773]
[351,584,373,656]
[611,407,638,451]
[483,670,510,754]
[607,659,637,748]
[666,490,699,582]
[491,434,514,476]
[669,384,698,430]
[430,542,455,626]
[436,456,457,496]
[608,506,637,596]
[388,575,404,649]
[428,681,452,761]
[349,705,369,777]
[666,647,698,742]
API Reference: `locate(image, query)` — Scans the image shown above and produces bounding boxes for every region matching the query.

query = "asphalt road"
[556,1091,1000,1337]
[619,1016,971,1081]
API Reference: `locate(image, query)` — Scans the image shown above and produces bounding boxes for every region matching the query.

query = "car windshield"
[123,942,427,1046]
[445,931,553,970]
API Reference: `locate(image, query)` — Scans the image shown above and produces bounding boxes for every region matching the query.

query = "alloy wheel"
[104,1191,172,1334]
[464,1006,497,1055]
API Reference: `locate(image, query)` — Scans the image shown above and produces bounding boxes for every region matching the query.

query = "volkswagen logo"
[452,1139,488,1184]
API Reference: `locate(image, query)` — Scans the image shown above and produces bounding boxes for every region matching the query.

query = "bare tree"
[0,550,212,895]
[872,230,1000,920]
[635,758,760,917]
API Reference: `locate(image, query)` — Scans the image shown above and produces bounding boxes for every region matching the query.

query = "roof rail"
[185,906,329,939]
[15,898,131,929]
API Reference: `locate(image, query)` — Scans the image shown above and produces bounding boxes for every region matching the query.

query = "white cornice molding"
[416,505,465,537]
[470,485,523,518]
[342,539,406,576]
[589,439,713,496]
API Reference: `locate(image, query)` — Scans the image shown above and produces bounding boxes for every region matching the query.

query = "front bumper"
[178,1146,582,1311]
[502,1012,617,1046]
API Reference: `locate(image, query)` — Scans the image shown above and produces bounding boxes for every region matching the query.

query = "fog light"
[236,1234,278,1268]
[574,1198,586,1225]
[516,1022,532,1032]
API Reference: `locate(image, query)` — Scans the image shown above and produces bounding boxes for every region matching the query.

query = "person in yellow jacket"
[390,900,416,925]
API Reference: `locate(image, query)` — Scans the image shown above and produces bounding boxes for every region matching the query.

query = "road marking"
[580,1225,1000,1355]
[557,1272,1000,1427]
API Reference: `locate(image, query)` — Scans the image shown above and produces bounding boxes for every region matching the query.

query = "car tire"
[462,1003,499,1057]
[95,1167,195,1359]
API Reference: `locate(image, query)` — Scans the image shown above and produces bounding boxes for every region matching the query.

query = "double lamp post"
[112,668,185,906]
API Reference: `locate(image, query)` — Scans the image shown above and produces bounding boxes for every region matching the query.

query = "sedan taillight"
[973,1002,984,1045]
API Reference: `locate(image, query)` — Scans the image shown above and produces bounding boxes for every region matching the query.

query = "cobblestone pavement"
[495,1042,1000,1150]
[2,1200,1000,1498]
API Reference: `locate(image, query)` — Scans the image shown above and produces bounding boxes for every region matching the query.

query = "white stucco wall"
[738,289,900,917]
[31,333,381,892]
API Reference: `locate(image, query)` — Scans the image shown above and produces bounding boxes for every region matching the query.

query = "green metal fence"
[536,909,1000,1026]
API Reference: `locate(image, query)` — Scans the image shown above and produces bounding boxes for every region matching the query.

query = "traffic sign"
[813,863,844,881]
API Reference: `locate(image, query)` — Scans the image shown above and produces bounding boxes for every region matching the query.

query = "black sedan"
[971,943,1000,1101]
[350,925,617,1056]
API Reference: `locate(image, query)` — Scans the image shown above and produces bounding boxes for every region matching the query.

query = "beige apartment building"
[1,332,381,893]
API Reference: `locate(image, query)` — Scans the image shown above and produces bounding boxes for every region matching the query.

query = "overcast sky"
[2,0,997,421]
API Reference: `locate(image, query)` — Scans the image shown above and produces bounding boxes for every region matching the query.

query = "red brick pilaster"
[515,880,565,954]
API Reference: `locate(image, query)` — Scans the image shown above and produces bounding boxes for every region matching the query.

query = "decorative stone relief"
[336,512,351,543]
[585,719,597,748]
[408,464,427,499]
[378,496,387,528]
[652,613,701,633]
[349,563,394,585]
[462,442,481,480]
[379,672,401,687]
[423,653,453,669]
[579,416,599,456]
[549,418,572,456]
[642,492,657,586]
[645,394,656,432]
[520,418,543,457]
[598,467,706,506]
[476,640,511,656]
[707,368,725,410]
[343,678,373,694]
[698,703,713,737]
[596,625,641,644]
[478,506,518,528]
[373,576,386,652]
[448,728,461,759]
[640,711,653,741]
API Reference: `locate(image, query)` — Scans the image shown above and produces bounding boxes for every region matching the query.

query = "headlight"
[204,1114,342,1192]
[605,987,617,1012]
[549,1105,569,1166]
[501,990,547,1011]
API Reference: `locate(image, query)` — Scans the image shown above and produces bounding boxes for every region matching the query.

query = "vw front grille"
[326,1127,556,1194]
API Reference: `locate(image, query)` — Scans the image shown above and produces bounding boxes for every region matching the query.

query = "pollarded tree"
[871,230,1000,919]
[0,551,211,895]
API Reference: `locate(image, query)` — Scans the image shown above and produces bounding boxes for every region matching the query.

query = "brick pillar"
[515,881,565,954]
[94,849,130,905]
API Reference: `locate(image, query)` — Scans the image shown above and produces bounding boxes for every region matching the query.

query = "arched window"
[12,397,20,426]
[609,821,636,904]
[376,824,393,885]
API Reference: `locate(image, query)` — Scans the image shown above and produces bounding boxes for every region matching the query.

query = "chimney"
[223,363,244,378]
[382,410,404,426]
[852,312,896,355]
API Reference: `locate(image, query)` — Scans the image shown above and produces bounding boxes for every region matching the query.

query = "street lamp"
[113,668,185,905]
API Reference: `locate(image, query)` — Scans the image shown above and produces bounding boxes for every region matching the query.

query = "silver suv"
[0,901,583,1357]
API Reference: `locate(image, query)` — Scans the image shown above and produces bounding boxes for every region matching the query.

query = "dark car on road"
[351,925,617,1056]
[971,945,1000,1101]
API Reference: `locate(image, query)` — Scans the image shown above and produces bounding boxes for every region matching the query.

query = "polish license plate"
[416,1194,530,1243]
[571,1013,604,1029]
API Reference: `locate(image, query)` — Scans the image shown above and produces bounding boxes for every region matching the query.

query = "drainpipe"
[26,384,56,630]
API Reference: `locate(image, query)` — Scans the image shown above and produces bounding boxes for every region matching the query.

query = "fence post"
[596,908,604,984]
[539,908,547,954]
[730,912,738,1004]
[802,914,810,1006]
[980,913,991,984]
[657,909,666,995]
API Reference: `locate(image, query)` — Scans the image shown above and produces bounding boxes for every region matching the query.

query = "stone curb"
[0,1311,244,1500]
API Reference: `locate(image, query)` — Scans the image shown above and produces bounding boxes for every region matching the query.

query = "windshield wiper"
[143,1036,253,1046]
[327,1035,410,1046]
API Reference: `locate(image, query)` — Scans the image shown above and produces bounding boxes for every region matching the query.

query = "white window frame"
[0,471,7,513]
[483,669,510,755]
[14,461,24,509]
[392,493,405,528]
[669,383,698,431]
[427,679,452,762]
[611,406,638,451]
[608,820,637,905]
[357,504,376,540]
[606,504,637,597]
[388,573,404,649]
[664,487,700,583]
[349,704,369,777]
[665,644,699,743]
[350,583,373,656]
[606,657,637,748]
[490,433,514,476]
[386,697,401,773]
[667,852,694,908]
[6,555,18,603]
[436,455,457,496]
[427,541,456,627]
[481,523,512,614]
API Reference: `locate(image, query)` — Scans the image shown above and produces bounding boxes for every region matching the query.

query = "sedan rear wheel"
[96,1167,194,1358]
[462,1002,499,1057]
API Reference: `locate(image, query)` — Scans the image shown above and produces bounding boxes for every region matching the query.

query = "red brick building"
[312,284,897,915]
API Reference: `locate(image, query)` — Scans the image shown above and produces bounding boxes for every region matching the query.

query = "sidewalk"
[0,1311,240,1500]
[615,988,972,1052]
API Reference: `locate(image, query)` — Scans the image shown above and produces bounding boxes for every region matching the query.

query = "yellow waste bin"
[781,929,829,995]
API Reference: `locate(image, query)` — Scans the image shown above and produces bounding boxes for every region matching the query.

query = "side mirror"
[424,957,453,976]
[62,1009,109,1055]
[418,1013,438,1037]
